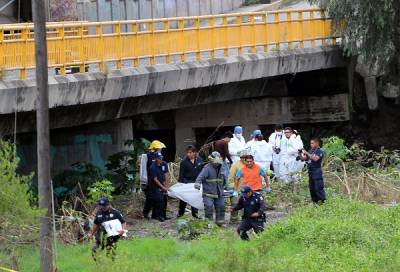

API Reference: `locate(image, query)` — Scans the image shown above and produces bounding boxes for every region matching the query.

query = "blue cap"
[99,197,110,207]
[234,126,243,134]
[253,130,262,137]
[241,185,252,193]
[155,152,163,159]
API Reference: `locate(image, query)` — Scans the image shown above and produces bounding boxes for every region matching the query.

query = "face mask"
[235,133,242,139]
[276,131,282,136]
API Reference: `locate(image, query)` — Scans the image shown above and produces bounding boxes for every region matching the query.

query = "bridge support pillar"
[175,127,196,158]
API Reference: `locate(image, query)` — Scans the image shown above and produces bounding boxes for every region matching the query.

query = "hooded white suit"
[251,140,274,170]
[228,134,246,163]
[279,134,304,182]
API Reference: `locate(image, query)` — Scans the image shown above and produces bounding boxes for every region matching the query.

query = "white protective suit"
[268,132,283,178]
[292,134,305,174]
[244,139,255,150]
[228,134,246,163]
[251,140,274,170]
[279,134,304,182]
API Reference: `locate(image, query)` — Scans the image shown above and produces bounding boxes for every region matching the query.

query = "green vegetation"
[309,0,400,90]
[87,179,115,204]
[0,141,40,268]
[2,136,400,271]
[17,198,400,271]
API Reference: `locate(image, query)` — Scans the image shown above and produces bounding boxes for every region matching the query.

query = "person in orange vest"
[234,154,271,193]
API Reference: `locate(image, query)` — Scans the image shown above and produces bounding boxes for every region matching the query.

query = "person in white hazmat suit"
[268,124,284,179]
[245,129,261,150]
[250,131,274,171]
[228,126,246,163]
[292,130,305,176]
[279,127,304,182]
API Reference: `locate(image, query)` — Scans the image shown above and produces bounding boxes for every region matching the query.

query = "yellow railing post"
[149,21,156,65]
[263,14,268,53]
[298,11,304,48]
[115,23,122,69]
[164,20,171,63]
[310,11,315,48]
[249,15,256,53]
[20,27,28,79]
[274,13,280,50]
[132,22,139,67]
[287,12,292,49]
[209,17,215,59]
[0,28,3,78]
[178,19,186,62]
[237,15,242,55]
[223,16,229,57]
[195,18,201,61]
[78,24,85,73]
[96,24,104,72]
[59,26,66,75]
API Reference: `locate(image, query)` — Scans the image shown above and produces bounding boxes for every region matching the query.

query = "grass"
[17,197,400,272]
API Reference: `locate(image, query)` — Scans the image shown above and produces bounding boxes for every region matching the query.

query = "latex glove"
[194,183,201,190]
[232,191,238,197]
[265,187,272,193]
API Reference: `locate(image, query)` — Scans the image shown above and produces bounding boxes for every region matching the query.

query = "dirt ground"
[121,197,287,239]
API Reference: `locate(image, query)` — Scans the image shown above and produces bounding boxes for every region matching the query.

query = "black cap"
[98,197,110,207]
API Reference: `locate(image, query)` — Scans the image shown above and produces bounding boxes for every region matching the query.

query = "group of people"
[138,125,326,239]
[88,125,327,259]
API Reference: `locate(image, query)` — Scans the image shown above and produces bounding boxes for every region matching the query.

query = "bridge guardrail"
[0,8,339,79]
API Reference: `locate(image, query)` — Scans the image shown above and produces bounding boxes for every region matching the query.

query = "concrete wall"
[17,119,133,176]
[76,0,245,21]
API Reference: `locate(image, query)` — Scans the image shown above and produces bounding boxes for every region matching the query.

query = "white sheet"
[168,183,204,210]
[102,219,126,237]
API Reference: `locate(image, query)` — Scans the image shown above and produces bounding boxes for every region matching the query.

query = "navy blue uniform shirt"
[93,208,125,226]
[307,148,323,170]
[148,161,169,191]
[233,192,265,220]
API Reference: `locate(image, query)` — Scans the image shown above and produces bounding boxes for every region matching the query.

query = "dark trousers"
[178,200,198,217]
[203,196,225,224]
[143,190,167,219]
[309,178,326,203]
[237,219,264,240]
[92,232,120,261]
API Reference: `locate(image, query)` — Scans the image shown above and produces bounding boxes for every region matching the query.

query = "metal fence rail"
[0,8,338,79]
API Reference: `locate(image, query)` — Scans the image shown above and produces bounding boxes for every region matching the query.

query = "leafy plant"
[87,179,115,204]
[105,138,150,194]
[0,141,40,268]
[52,162,106,200]
[322,136,351,160]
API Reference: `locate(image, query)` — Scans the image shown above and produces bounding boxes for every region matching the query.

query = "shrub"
[322,136,351,160]
[0,141,40,268]
[87,179,115,204]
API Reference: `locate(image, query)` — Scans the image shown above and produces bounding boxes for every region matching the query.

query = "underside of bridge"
[2,66,351,176]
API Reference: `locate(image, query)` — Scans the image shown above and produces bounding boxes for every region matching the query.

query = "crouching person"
[194,151,226,226]
[233,186,266,240]
[88,198,127,261]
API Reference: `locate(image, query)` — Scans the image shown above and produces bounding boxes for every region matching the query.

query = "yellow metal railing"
[0,8,338,79]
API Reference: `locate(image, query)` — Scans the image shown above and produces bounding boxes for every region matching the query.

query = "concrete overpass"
[0,9,352,175]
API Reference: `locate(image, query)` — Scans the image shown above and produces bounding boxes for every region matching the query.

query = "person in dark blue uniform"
[88,198,127,261]
[142,140,166,218]
[300,137,326,203]
[145,152,170,221]
[233,185,266,240]
[178,145,204,218]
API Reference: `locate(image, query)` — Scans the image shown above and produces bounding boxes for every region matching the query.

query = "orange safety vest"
[241,164,262,191]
